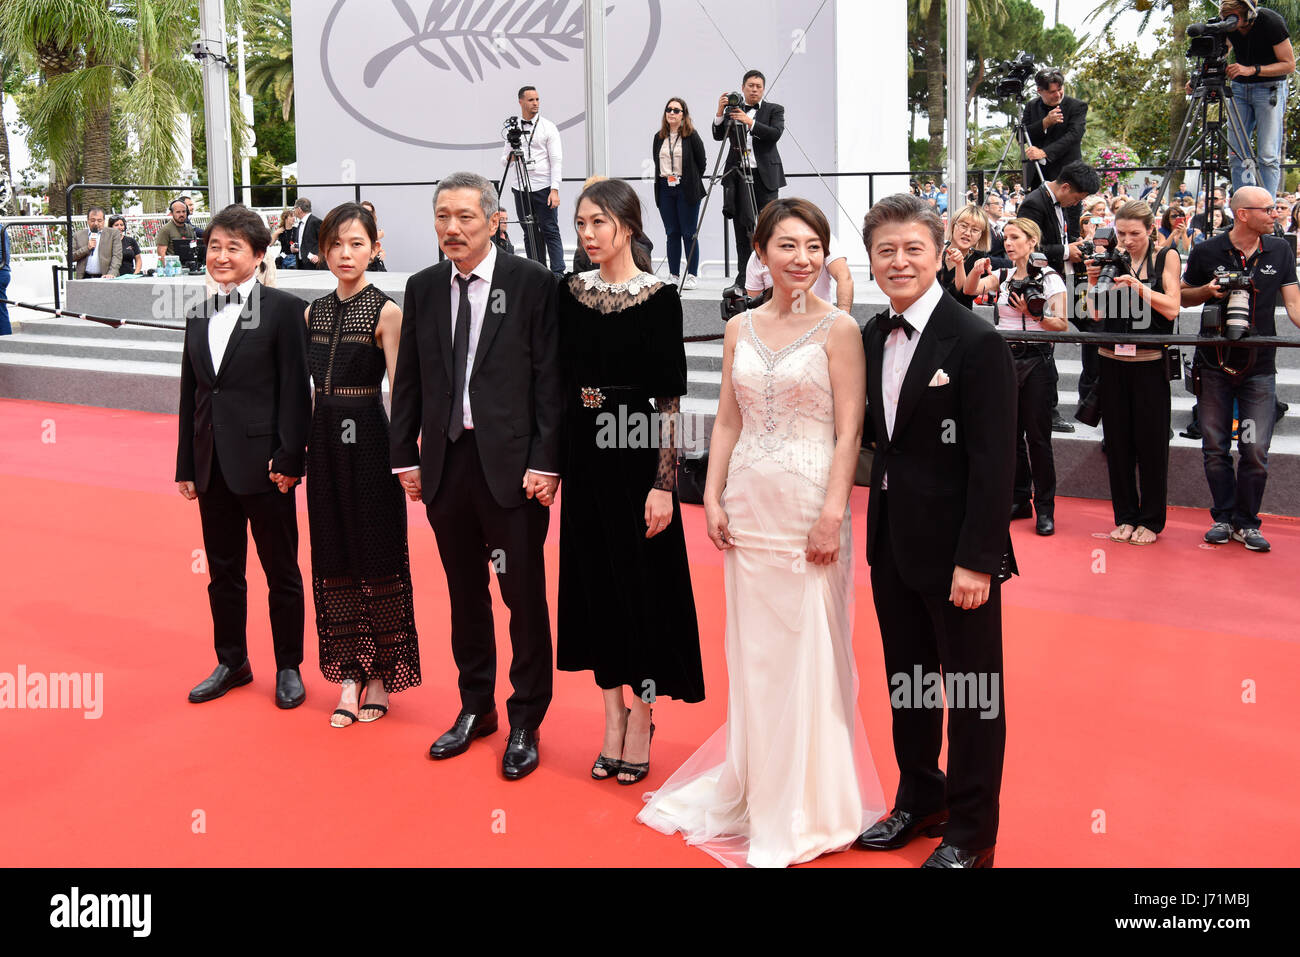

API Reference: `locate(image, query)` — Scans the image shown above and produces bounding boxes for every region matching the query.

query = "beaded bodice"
[729,310,841,492]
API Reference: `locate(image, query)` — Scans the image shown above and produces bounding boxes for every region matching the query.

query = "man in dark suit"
[176,204,312,709]
[854,193,1018,868]
[291,197,322,269]
[390,171,562,781]
[1017,160,1102,430]
[713,69,786,286]
[1021,68,1087,190]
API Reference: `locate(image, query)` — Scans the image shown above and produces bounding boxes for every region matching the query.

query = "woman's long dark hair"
[575,179,653,273]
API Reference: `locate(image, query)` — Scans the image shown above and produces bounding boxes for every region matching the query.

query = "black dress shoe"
[921,841,995,868]
[854,807,948,851]
[428,709,498,760]
[188,659,252,703]
[1009,502,1034,521]
[502,727,540,780]
[1036,514,1055,536]
[275,668,306,709]
[1051,414,1075,433]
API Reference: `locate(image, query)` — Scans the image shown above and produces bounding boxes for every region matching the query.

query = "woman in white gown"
[637,198,885,867]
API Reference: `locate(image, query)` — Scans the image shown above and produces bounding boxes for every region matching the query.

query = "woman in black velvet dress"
[306,203,420,727]
[557,179,704,785]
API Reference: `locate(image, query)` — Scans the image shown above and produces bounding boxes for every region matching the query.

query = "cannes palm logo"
[319,0,663,149]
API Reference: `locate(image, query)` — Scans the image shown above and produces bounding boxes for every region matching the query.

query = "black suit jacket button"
[212,387,220,395]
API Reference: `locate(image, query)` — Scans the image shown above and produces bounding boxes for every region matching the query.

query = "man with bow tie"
[175,204,312,710]
[714,69,786,287]
[501,85,565,276]
[854,193,1017,868]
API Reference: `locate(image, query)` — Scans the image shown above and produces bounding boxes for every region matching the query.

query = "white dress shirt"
[880,278,943,490]
[500,114,563,191]
[713,99,761,168]
[84,232,103,276]
[207,275,259,373]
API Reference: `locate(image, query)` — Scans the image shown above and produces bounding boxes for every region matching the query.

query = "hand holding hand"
[950,565,991,610]
[523,470,558,506]
[399,468,422,502]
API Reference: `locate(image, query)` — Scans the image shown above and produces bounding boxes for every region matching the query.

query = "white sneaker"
[683,275,698,289]
[670,275,680,284]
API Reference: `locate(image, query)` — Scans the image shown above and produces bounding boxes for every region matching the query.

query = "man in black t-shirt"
[1220,1,1296,199]
[1181,186,1300,552]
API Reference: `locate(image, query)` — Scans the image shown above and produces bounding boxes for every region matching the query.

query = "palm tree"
[245,0,294,122]
[912,0,1009,170]
[0,0,116,215]
[0,49,22,214]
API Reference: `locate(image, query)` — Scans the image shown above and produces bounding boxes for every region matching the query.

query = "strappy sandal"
[331,679,362,727]
[1129,526,1158,546]
[1109,524,1135,542]
[592,706,630,781]
[357,681,388,723]
[617,714,655,786]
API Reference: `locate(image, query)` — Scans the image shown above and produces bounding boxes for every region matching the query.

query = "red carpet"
[1,398,1298,867]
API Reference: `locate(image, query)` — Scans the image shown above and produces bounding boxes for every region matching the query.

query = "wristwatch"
[1255,65,1262,77]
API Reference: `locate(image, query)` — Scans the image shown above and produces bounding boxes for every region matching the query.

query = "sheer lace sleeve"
[653,395,680,491]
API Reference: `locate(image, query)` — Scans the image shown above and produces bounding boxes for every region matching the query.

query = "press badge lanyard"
[667,134,681,186]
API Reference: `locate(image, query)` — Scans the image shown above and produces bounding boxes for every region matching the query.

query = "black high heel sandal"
[592,707,631,781]
[617,711,654,786]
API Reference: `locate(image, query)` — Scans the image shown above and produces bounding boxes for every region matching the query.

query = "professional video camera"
[994,53,1037,99]
[720,283,770,322]
[1006,250,1050,317]
[502,116,525,150]
[1186,15,1240,87]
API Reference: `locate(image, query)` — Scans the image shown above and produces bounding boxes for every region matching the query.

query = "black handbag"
[676,451,709,505]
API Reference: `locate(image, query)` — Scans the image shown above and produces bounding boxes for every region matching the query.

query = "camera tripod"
[684,103,760,295]
[989,101,1047,199]
[1152,71,1260,217]
[499,137,545,264]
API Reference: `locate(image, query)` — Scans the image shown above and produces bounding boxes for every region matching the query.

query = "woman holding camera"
[938,204,991,309]
[652,97,707,288]
[1084,200,1181,546]
[967,218,1067,535]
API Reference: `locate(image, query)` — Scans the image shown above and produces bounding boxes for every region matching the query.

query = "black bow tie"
[881,312,916,340]
[212,289,243,310]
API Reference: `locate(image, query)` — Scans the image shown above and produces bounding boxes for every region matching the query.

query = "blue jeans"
[0,267,10,336]
[1228,79,1288,198]
[513,188,565,275]
[656,188,701,277]
[1198,366,1276,530]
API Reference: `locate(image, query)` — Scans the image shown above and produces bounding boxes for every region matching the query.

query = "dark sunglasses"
[665,107,683,114]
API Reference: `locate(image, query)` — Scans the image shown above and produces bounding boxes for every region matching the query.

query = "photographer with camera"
[500,85,565,276]
[1083,201,1183,546]
[713,70,786,287]
[1215,1,1296,199]
[1018,160,1102,430]
[1181,186,1300,552]
[1021,69,1089,191]
[968,219,1069,536]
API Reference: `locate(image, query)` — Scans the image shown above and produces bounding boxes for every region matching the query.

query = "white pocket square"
[927,369,950,387]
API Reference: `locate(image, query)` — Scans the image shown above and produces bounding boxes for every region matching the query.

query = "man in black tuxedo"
[176,204,312,708]
[854,194,1018,868]
[713,69,786,286]
[291,197,322,269]
[1017,160,1102,431]
[1021,68,1087,190]
[390,171,562,781]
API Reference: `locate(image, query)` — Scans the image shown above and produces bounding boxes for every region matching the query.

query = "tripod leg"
[1225,97,1263,192]
[1155,92,1203,209]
